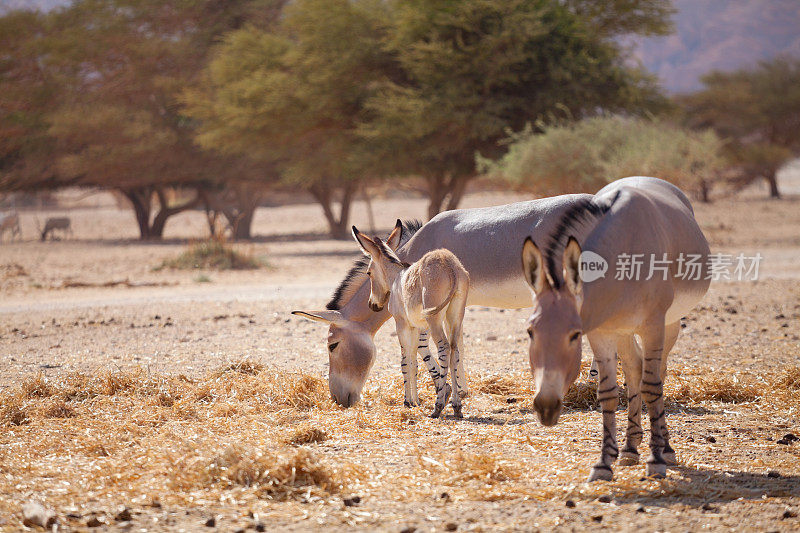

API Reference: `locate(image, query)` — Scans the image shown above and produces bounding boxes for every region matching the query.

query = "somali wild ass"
[0,212,21,241]
[520,176,710,480]
[40,217,72,241]
[293,192,598,407]
[353,224,470,418]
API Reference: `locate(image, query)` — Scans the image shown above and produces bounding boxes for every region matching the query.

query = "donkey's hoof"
[430,405,444,418]
[618,450,640,466]
[436,383,452,408]
[646,460,667,479]
[588,464,613,482]
[452,405,463,419]
[662,451,676,465]
[403,400,419,408]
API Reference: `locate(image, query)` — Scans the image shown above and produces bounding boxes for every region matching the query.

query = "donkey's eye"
[526,328,533,339]
[569,331,582,343]
[328,342,340,352]
[366,271,371,277]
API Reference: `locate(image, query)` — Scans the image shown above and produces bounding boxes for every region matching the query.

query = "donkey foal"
[353,226,469,418]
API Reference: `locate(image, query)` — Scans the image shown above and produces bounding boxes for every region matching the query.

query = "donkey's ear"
[521,237,548,295]
[352,226,380,258]
[291,310,347,327]
[563,236,583,296]
[385,219,403,250]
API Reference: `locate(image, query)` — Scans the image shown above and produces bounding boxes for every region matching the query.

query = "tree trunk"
[362,185,376,234]
[222,183,264,240]
[148,187,202,239]
[767,172,781,199]
[699,178,711,203]
[121,187,153,240]
[425,173,471,219]
[426,174,448,220]
[225,206,255,240]
[309,181,356,239]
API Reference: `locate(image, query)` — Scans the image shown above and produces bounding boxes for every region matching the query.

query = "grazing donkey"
[39,217,72,241]
[352,225,470,418]
[293,193,598,408]
[520,176,710,481]
[0,212,21,241]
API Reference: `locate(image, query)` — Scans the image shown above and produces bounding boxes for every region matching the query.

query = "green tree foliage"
[563,0,675,37]
[486,116,725,200]
[184,0,389,238]
[361,0,668,218]
[680,56,800,198]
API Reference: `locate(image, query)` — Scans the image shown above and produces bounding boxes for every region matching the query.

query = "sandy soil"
[1,187,799,532]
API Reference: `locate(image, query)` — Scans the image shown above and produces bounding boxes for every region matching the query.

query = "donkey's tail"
[422,268,456,317]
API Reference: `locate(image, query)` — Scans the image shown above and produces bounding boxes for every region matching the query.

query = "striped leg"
[445,301,467,419]
[455,339,468,397]
[587,333,619,482]
[416,330,448,406]
[660,320,681,465]
[449,329,465,418]
[589,357,599,380]
[428,322,452,418]
[618,334,643,465]
[395,321,421,407]
[639,322,668,478]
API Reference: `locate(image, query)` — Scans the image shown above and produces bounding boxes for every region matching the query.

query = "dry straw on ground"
[1,362,799,530]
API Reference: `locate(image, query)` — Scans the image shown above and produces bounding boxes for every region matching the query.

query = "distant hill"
[629,0,800,94]
[0,0,67,12]
[4,0,800,95]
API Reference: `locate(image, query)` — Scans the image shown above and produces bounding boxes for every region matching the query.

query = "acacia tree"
[0,10,63,193]
[184,0,389,238]
[42,0,284,239]
[360,0,670,219]
[680,57,800,198]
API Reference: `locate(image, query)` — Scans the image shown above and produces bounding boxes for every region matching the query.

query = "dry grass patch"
[206,446,350,499]
[39,399,76,419]
[473,373,533,397]
[670,373,763,404]
[446,451,522,485]
[776,366,800,390]
[0,400,29,427]
[286,424,329,446]
[210,360,265,377]
[3,361,800,530]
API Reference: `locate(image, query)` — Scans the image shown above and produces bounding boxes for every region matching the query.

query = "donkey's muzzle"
[369,302,383,312]
[533,396,562,427]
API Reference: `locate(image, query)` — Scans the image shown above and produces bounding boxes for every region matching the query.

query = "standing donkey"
[352,225,470,418]
[520,176,710,481]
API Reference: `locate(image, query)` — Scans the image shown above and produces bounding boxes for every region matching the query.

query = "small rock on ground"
[22,501,56,528]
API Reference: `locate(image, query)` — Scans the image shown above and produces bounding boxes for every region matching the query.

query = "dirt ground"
[1,184,799,532]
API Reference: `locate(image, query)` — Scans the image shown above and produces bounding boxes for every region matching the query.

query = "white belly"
[467,277,533,309]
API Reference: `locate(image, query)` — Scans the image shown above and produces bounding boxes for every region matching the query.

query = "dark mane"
[543,192,619,289]
[326,219,423,310]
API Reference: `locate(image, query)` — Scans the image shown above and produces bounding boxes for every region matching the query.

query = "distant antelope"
[0,212,21,241]
[352,222,470,418]
[39,217,72,241]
